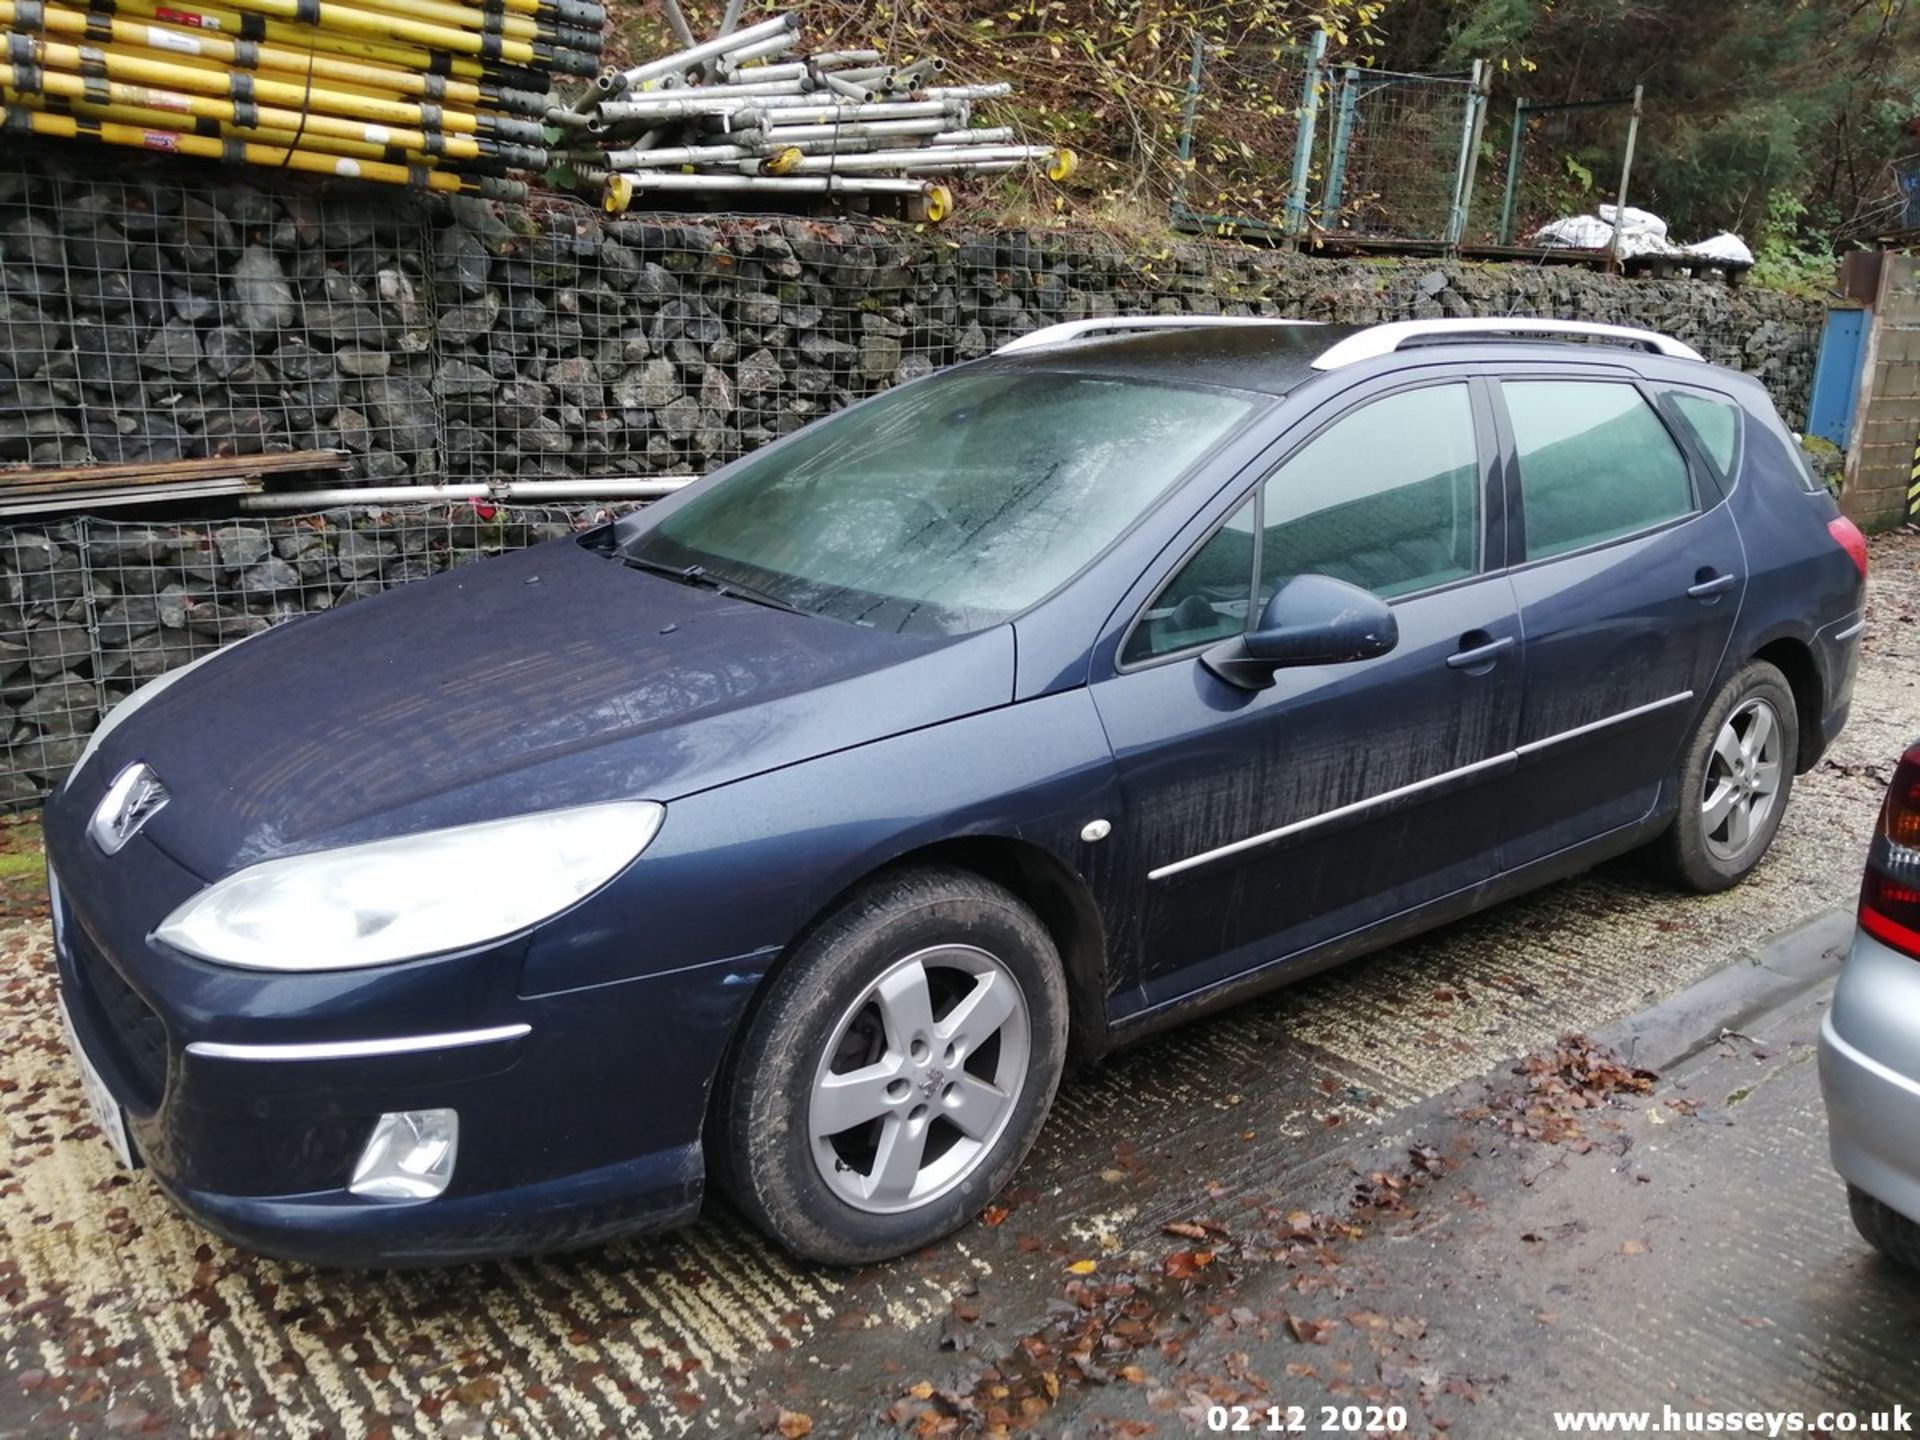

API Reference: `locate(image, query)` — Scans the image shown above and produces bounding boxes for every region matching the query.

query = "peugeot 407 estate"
[44,316,1869,1266]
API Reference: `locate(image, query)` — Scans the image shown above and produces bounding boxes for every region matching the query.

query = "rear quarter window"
[1667,390,1742,478]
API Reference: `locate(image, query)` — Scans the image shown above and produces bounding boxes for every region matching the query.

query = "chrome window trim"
[1147,689,1696,882]
[185,1023,532,1063]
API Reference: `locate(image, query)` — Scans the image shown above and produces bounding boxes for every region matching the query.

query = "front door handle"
[1446,633,1516,670]
[1687,570,1738,600]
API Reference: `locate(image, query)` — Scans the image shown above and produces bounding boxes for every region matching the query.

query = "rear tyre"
[1641,660,1797,894]
[714,865,1069,1265]
[1848,1185,1920,1274]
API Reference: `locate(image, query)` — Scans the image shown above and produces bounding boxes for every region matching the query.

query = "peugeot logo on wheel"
[89,762,170,855]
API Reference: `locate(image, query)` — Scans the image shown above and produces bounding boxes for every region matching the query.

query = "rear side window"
[1668,391,1741,476]
[1505,381,1695,560]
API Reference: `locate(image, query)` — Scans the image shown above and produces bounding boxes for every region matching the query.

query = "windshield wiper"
[617,552,809,617]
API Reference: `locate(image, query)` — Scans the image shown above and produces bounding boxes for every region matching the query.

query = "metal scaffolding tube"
[756,142,1051,174]
[616,12,794,86]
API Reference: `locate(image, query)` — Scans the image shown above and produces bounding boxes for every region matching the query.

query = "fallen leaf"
[775,1411,813,1439]
[981,1206,1010,1227]
[1067,1259,1097,1275]
[1287,1315,1339,1345]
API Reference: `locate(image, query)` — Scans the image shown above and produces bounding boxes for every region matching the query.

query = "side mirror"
[1201,574,1398,690]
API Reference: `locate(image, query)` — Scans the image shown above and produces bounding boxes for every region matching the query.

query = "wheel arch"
[892,835,1112,1069]
[710,834,1112,1105]
[1750,634,1824,774]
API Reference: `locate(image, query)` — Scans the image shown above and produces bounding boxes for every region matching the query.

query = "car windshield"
[617,370,1258,634]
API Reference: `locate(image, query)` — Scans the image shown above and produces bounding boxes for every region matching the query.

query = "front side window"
[1121,384,1482,666]
[622,372,1257,635]
[1122,498,1256,664]
[1259,383,1481,601]
[1506,380,1695,560]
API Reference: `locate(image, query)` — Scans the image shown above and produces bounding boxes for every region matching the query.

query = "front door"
[1090,378,1523,1016]
[1493,376,1746,867]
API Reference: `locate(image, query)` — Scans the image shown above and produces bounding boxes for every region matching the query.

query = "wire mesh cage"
[0,504,630,805]
[1172,35,1322,238]
[1474,94,1640,247]
[1316,66,1483,245]
[0,147,1030,494]
[0,146,1824,810]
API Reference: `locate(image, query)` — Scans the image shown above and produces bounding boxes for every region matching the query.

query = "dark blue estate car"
[45,317,1868,1267]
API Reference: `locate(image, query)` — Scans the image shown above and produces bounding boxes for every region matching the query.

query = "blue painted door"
[1808,307,1868,449]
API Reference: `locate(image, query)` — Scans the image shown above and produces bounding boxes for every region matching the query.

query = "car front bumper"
[1819,926,1920,1224]
[46,818,775,1268]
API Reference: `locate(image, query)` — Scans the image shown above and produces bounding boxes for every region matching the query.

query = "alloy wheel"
[1701,696,1784,863]
[808,945,1031,1215]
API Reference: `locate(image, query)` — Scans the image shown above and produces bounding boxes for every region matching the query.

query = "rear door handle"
[1446,634,1516,670]
[1687,571,1738,600]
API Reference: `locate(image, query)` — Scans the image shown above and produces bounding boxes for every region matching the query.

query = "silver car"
[1820,739,1920,1268]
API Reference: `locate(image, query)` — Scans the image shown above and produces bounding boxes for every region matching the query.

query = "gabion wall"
[0,505,615,806]
[1,150,1824,490]
[1,149,1827,806]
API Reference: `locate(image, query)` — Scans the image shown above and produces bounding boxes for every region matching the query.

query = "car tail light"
[1829,515,1869,579]
[1860,743,1920,957]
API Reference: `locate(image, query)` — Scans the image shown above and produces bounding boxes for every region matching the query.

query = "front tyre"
[714,865,1069,1264]
[1643,659,1797,894]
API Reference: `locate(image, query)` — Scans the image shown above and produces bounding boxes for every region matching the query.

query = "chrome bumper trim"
[186,1023,532,1063]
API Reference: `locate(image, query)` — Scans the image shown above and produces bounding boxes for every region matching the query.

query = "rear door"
[1495,372,1745,867]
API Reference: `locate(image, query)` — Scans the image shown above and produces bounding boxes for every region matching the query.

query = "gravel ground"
[2,530,1915,1439]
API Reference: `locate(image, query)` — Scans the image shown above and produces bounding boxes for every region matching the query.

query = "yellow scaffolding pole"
[102,0,603,61]
[1,84,467,161]
[96,0,594,80]
[1,98,526,193]
[2,59,544,162]
[7,31,543,138]
[2,1,546,113]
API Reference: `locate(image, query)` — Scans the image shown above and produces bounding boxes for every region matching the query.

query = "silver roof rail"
[1311,318,1705,371]
[995,316,1324,355]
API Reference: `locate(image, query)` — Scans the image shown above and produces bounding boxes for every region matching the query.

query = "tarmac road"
[2,531,1916,1439]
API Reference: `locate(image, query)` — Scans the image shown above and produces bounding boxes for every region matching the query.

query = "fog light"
[349,1109,458,1200]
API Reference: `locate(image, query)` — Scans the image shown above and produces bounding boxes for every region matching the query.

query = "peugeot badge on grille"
[89,762,169,855]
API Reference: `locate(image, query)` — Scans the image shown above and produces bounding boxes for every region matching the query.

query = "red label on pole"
[153,7,219,28]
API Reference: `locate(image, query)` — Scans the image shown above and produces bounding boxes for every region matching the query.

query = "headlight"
[154,801,665,972]
[66,629,266,791]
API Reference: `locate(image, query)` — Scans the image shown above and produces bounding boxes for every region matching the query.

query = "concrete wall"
[1843,255,1920,531]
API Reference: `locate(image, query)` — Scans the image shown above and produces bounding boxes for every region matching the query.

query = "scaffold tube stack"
[0,0,602,196]
[555,3,1074,221]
